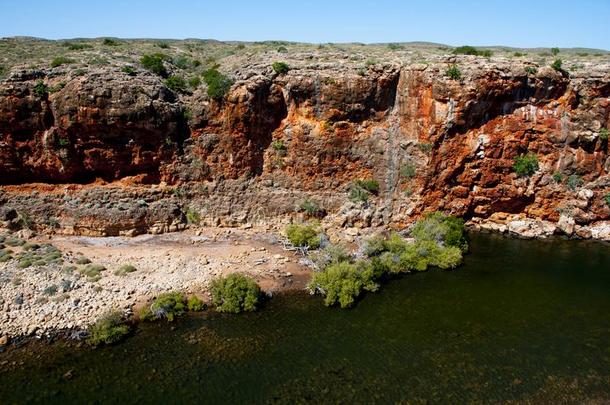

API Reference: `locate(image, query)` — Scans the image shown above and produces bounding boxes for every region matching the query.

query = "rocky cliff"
[0,39,609,240]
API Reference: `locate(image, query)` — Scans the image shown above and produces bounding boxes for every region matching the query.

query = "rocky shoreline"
[0,226,310,345]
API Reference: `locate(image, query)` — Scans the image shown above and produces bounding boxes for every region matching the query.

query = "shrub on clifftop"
[203,68,233,100]
[140,53,169,77]
[210,273,262,313]
[272,62,290,74]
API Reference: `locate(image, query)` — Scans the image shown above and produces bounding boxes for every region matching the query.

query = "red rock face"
[0,61,608,235]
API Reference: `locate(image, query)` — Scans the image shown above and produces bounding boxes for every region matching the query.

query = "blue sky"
[1,0,609,49]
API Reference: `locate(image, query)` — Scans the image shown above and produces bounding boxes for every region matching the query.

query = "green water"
[1,233,610,404]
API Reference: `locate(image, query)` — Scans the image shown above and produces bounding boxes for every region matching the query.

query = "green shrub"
[311,244,351,270]
[551,58,563,71]
[164,75,188,93]
[355,179,380,195]
[172,55,190,70]
[446,64,462,80]
[0,254,12,263]
[605,193,610,208]
[387,43,404,51]
[22,243,39,251]
[307,261,378,308]
[513,153,539,177]
[272,62,290,74]
[43,285,58,296]
[140,291,187,322]
[121,65,136,76]
[552,172,564,183]
[187,296,206,311]
[189,76,201,88]
[285,223,321,249]
[599,128,609,140]
[51,56,74,68]
[299,199,321,216]
[400,163,416,179]
[551,47,560,56]
[76,256,91,265]
[277,46,288,53]
[5,237,25,247]
[18,259,32,269]
[349,184,369,204]
[156,42,169,49]
[525,66,538,75]
[63,42,92,51]
[271,139,287,155]
[185,208,201,224]
[102,38,120,46]
[33,80,48,98]
[140,53,169,77]
[453,46,491,57]
[88,311,130,345]
[203,68,233,100]
[210,273,262,313]
[81,263,106,280]
[411,212,468,252]
[114,264,137,276]
[567,174,584,191]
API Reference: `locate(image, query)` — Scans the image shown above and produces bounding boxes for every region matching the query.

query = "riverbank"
[0,226,310,343]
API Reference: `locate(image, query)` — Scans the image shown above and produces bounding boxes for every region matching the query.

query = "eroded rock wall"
[0,58,609,239]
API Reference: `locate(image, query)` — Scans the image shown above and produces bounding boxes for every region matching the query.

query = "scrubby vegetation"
[88,311,130,345]
[513,153,539,177]
[307,212,467,308]
[164,75,188,93]
[210,273,262,313]
[446,64,462,80]
[551,58,563,72]
[33,80,48,98]
[349,179,380,204]
[140,291,187,322]
[121,65,136,76]
[272,62,290,74]
[453,46,492,57]
[114,264,137,276]
[140,53,169,77]
[567,174,584,191]
[605,193,610,208]
[285,223,321,249]
[187,296,206,312]
[203,68,233,100]
[299,199,324,217]
[50,56,74,68]
[600,128,609,140]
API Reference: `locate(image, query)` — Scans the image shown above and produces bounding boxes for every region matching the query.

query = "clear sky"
[1,0,609,49]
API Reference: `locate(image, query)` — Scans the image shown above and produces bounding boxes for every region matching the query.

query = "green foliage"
[271,139,287,155]
[140,53,169,77]
[349,185,369,204]
[411,212,469,252]
[76,256,91,265]
[185,208,201,224]
[88,311,130,345]
[18,259,32,269]
[172,55,190,70]
[43,285,58,296]
[308,261,377,308]
[387,43,404,51]
[102,38,120,46]
[552,172,564,183]
[513,52,525,57]
[81,264,106,281]
[33,80,48,98]
[446,64,462,80]
[187,296,206,312]
[525,66,538,75]
[285,223,321,249]
[418,143,433,153]
[189,76,201,88]
[599,128,609,140]
[605,193,610,208]
[5,237,25,247]
[567,174,584,191]
[121,65,136,76]
[50,56,74,68]
[164,75,188,93]
[62,42,92,50]
[310,244,351,270]
[156,42,169,49]
[141,291,187,322]
[277,46,288,53]
[400,163,416,179]
[551,58,563,72]
[453,46,492,57]
[203,68,233,100]
[299,199,321,216]
[210,273,262,313]
[272,62,290,74]
[355,179,380,195]
[114,264,137,276]
[513,153,539,177]
[551,47,560,56]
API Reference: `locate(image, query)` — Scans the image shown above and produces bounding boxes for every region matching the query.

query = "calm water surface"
[1,233,610,404]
